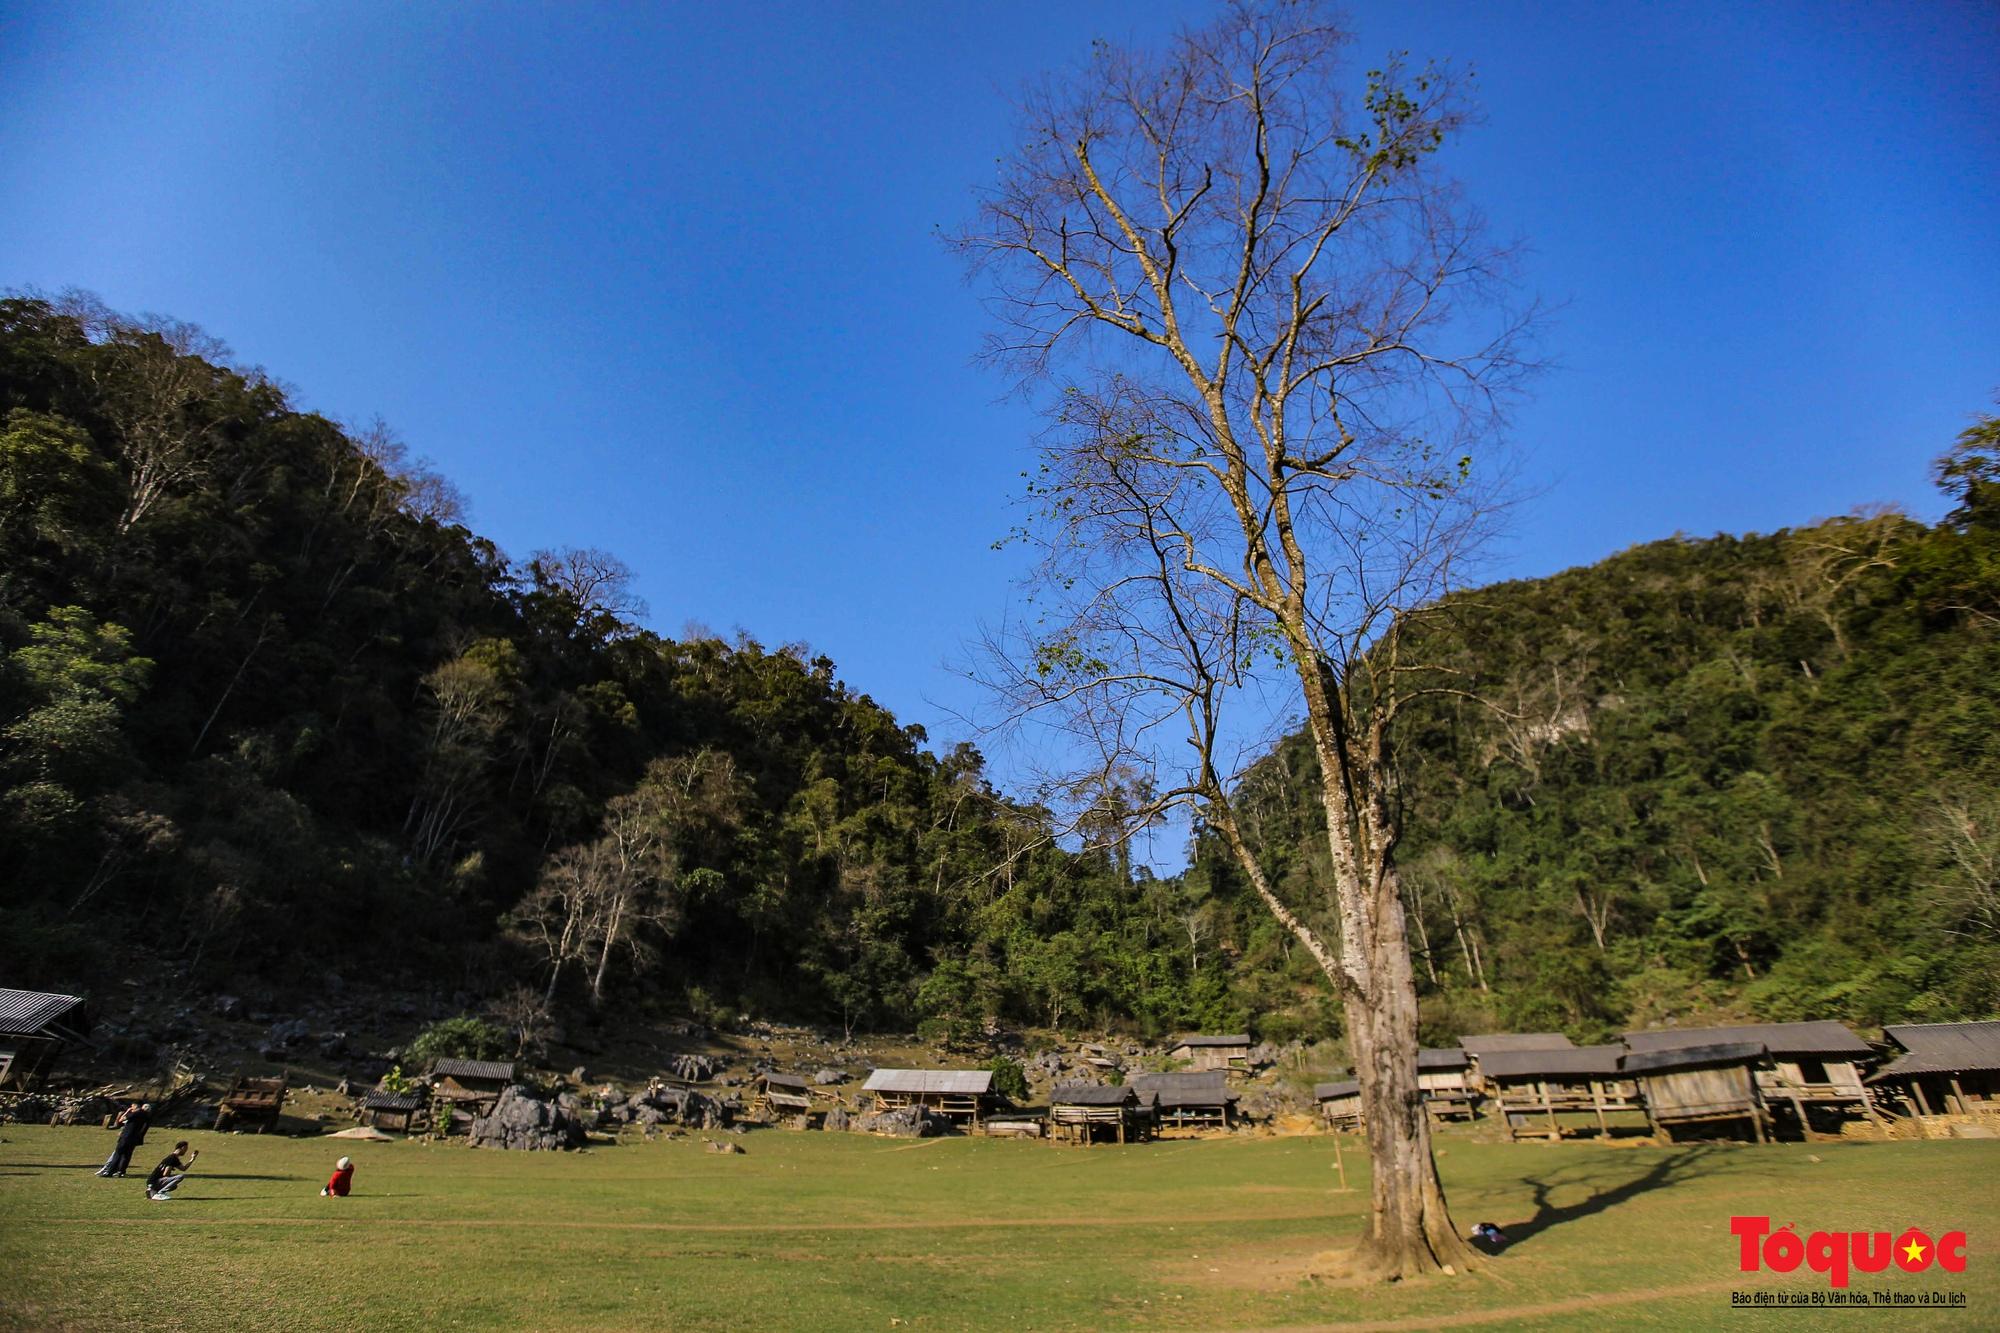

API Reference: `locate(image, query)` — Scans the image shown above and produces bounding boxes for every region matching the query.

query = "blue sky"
[4,0,1997,789]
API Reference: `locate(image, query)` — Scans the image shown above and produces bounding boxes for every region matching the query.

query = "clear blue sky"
[4,1,1997,779]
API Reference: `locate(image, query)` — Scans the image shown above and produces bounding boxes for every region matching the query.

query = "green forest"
[3,294,1995,1043]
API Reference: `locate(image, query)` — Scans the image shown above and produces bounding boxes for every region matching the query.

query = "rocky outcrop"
[468,1086,587,1151]
[854,1106,945,1137]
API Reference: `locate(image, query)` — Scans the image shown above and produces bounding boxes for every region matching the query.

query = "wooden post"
[1911,1080,1933,1117]
[1331,1131,1348,1191]
[1949,1077,1968,1116]
[1590,1080,1608,1138]
[1789,1091,1811,1141]
[1541,1081,1559,1140]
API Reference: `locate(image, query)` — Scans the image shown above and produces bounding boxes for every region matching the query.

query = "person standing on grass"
[145,1141,197,1201]
[96,1102,151,1178]
[321,1156,354,1197]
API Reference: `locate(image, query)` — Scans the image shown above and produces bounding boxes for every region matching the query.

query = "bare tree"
[957,1,1534,1278]
[528,546,648,632]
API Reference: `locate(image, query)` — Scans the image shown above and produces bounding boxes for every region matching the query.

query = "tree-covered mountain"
[1194,420,2000,1041]
[3,292,1992,1048]
[0,293,1237,1038]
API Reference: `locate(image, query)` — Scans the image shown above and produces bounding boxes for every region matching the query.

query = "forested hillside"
[3,293,1993,1047]
[0,294,1235,1038]
[1196,422,2000,1040]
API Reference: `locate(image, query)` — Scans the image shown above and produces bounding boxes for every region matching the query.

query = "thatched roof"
[1170,1034,1251,1049]
[0,989,86,1038]
[428,1057,516,1082]
[1624,1021,1870,1060]
[863,1069,994,1095]
[1417,1047,1468,1070]
[1620,1042,1765,1075]
[1872,1022,2000,1079]
[1479,1045,1625,1081]
[1459,1032,1575,1057]
[1314,1080,1360,1101]
[1127,1070,1238,1107]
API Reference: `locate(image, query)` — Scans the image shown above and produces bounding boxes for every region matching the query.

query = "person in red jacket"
[321,1156,354,1197]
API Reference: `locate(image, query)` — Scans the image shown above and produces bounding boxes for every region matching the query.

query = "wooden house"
[862,1069,994,1125]
[1458,1033,1574,1097]
[755,1071,826,1125]
[1315,1079,1364,1132]
[427,1057,515,1130]
[1625,1021,1879,1132]
[1048,1083,1155,1145]
[1166,1034,1253,1073]
[215,1074,288,1132]
[1620,1042,1770,1142]
[1478,1045,1636,1140]
[358,1090,426,1134]
[1417,1047,1477,1120]
[1128,1070,1238,1129]
[0,989,89,1090]
[1868,1021,2000,1119]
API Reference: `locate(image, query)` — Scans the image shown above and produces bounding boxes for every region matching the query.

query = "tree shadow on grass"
[1500,1146,1727,1249]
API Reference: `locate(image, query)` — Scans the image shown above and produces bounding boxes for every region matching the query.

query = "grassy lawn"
[2,1124,1993,1330]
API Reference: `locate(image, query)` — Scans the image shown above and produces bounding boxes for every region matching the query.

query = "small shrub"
[985,1056,1029,1103]
[405,1014,508,1066]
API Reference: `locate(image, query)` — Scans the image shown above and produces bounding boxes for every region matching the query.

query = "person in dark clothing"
[96,1103,151,1177]
[146,1141,197,1200]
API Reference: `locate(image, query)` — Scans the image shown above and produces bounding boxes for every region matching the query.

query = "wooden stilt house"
[1479,1046,1635,1140]
[358,1090,426,1133]
[1625,1022,1879,1134]
[1458,1033,1574,1099]
[427,1058,515,1132]
[0,989,89,1090]
[1315,1079,1364,1132]
[1620,1042,1770,1142]
[1868,1022,2000,1119]
[1048,1084,1154,1145]
[862,1069,994,1126]
[1127,1070,1237,1130]
[754,1071,826,1126]
[1166,1034,1253,1073]
[1417,1047,1477,1120]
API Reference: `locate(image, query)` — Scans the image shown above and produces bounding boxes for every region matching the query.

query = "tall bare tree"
[958,1,1534,1278]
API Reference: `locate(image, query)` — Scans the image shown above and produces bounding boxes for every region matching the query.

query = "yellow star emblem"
[1902,1238,1927,1265]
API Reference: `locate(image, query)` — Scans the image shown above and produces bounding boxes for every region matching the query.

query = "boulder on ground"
[821,1105,851,1132]
[468,1086,587,1152]
[640,1085,729,1130]
[855,1106,945,1138]
[812,1068,846,1085]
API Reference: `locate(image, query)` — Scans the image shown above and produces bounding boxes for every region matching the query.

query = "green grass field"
[3,1125,1993,1330]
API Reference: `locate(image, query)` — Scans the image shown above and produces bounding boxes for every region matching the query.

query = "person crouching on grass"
[321,1156,354,1197]
[146,1141,197,1201]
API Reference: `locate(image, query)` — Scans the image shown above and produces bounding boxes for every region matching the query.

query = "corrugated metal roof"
[1171,1034,1252,1048]
[1315,1080,1360,1101]
[1127,1070,1238,1106]
[1871,1021,2000,1079]
[1620,1042,1766,1075]
[762,1072,812,1091]
[1459,1033,1575,1056]
[0,989,86,1036]
[1050,1084,1137,1106]
[1624,1021,1871,1060]
[1418,1047,1468,1069]
[360,1092,425,1111]
[863,1069,994,1095]
[1480,1045,1626,1080]
[428,1058,516,1082]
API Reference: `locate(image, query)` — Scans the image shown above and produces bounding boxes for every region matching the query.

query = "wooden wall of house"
[1639,1065,1758,1120]
[1418,1070,1468,1094]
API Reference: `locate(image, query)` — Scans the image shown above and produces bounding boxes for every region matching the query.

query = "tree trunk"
[1346,870,1480,1279]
